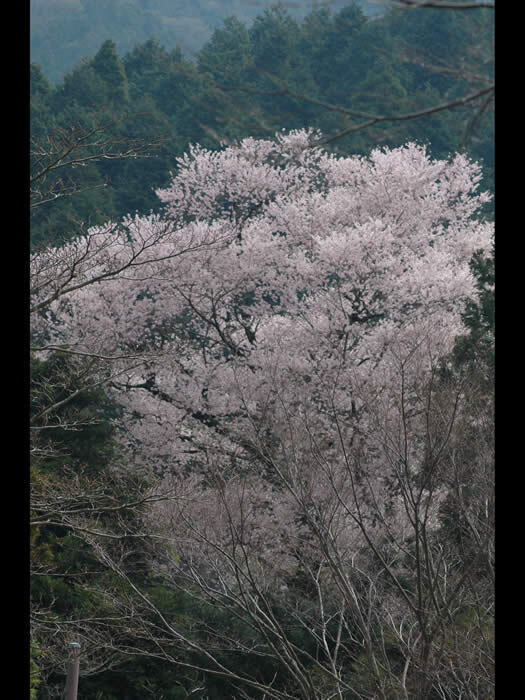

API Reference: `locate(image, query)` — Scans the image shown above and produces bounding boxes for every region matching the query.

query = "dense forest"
[30,2,494,698]
[30,0,383,83]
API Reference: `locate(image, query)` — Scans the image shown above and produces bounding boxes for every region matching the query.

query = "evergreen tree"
[198,15,253,87]
[91,39,129,105]
[30,64,55,143]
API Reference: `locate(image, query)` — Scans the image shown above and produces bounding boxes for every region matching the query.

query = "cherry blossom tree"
[33,128,491,436]
[31,129,493,696]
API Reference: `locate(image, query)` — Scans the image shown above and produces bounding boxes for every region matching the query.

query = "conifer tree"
[91,39,129,106]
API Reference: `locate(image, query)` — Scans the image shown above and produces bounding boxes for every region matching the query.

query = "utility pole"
[64,642,81,700]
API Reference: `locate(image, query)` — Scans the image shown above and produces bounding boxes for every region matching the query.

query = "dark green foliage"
[30,353,163,699]
[30,65,57,151]
[30,639,42,700]
[30,353,122,608]
[198,16,253,85]
[53,59,109,111]
[91,39,130,105]
[62,658,189,699]
[30,63,53,100]
[30,352,120,476]
[250,7,301,76]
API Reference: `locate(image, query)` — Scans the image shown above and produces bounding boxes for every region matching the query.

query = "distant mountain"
[30,0,384,85]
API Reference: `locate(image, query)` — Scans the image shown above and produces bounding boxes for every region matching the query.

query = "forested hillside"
[30,1,493,247]
[30,2,494,698]
[30,0,383,84]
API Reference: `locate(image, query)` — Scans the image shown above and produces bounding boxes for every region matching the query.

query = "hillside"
[30,0,384,84]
